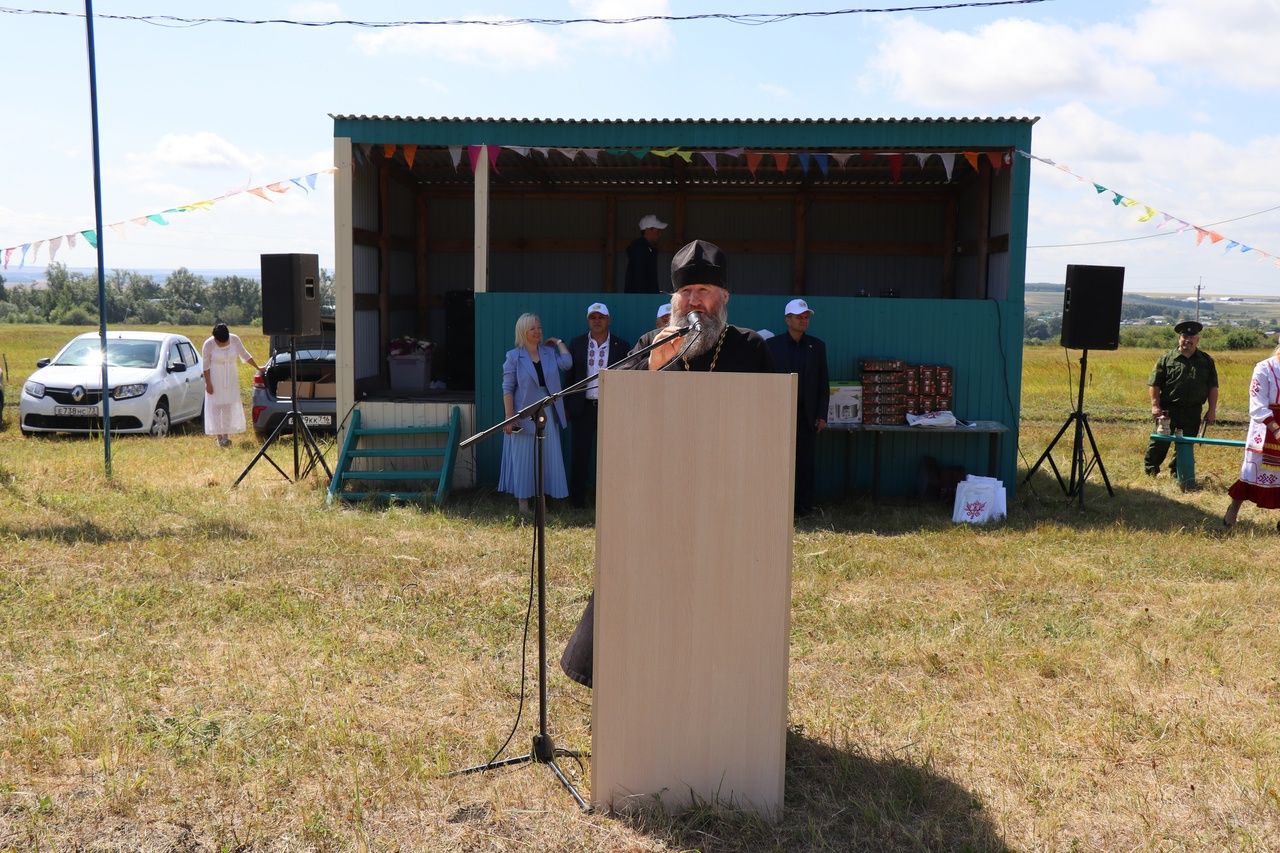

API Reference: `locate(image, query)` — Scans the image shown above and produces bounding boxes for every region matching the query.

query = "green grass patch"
[0,340,1278,849]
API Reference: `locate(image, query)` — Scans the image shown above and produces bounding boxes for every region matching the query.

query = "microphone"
[684,311,704,333]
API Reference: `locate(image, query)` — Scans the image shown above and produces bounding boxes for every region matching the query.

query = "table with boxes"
[826,359,1007,497]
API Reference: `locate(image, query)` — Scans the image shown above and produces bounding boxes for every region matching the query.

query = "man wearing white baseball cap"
[655,301,672,328]
[765,297,829,516]
[565,302,631,508]
[624,213,667,293]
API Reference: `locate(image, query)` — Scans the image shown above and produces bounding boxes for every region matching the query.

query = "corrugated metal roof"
[330,115,1038,124]
[333,115,1036,188]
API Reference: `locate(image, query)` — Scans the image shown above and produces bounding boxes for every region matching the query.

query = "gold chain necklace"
[683,326,727,372]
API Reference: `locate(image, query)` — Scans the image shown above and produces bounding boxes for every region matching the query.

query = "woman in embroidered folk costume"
[1223,341,1280,527]
[560,239,774,688]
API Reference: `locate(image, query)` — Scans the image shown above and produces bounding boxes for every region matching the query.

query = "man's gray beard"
[671,303,727,359]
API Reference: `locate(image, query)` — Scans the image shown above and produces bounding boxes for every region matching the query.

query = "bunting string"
[1017,150,1280,270]
[367,141,1012,185]
[1,168,337,270]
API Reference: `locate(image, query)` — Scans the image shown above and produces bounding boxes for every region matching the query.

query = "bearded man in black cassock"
[560,239,773,687]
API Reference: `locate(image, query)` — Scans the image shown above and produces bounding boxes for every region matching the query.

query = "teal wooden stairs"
[327,406,461,505]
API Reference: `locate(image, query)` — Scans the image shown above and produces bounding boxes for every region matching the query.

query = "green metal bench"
[328,406,461,505]
[1148,432,1245,488]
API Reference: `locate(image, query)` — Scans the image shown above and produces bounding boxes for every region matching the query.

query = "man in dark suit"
[765,298,829,516]
[566,302,631,508]
[624,214,667,293]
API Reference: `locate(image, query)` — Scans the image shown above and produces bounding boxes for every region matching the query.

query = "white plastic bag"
[907,410,957,428]
[952,475,1006,524]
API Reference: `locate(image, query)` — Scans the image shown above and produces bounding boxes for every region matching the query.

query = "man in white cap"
[565,302,631,508]
[765,298,829,516]
[655,301,672,328]
[624,213,667,293]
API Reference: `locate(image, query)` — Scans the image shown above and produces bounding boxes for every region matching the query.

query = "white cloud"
[757,83,792,99]
[1024,102,1280,287]
[416,77,450,95]
[287,2,343,19]
[870,17,1164,108]
[564,0,675,59]
[351,2,673,69]
[353,17,563,69]
[1127,0,1280,89]
[149,132,264,171]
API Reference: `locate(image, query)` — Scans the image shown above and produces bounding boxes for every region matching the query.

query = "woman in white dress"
[201,323,263,447]
[1223,341,1280,527]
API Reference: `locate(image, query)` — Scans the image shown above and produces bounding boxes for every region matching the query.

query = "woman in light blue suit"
[500,313,573,514]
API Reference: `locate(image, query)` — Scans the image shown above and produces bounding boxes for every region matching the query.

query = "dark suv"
[250,323,337,436]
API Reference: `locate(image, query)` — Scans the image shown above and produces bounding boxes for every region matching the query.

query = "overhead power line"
[1028,203,1280,250]
[1,1,1053,29]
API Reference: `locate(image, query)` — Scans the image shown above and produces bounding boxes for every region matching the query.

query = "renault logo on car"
[71,385,86,403]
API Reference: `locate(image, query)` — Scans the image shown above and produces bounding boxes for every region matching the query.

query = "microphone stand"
[447,324,695,809]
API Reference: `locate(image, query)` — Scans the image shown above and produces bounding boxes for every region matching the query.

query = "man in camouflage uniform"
[1144,320,1218,476]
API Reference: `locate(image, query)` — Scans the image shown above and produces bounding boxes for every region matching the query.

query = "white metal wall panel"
[354,244,379,295]
[353,166,379,232]
[808,198,946,242]
[491,196,606,240]
[389,249,416,296]
[989,167,1012,236]
[388,180,415,238]
[685,198,792,243]
[426,253,474,299]
[426,197,472,241]
[489,253,602,293]
[805,255,946,298]
[355,309,380,381]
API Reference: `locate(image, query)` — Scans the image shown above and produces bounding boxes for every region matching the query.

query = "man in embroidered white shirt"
[566,302,631,508]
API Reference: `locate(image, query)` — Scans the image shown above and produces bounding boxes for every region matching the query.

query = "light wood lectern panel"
[592,370,796,818]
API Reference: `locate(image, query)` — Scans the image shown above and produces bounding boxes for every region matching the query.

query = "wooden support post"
[605,195,617,292]
[792,194,808,295]
[416,184,431,337]
[473,144,490,293]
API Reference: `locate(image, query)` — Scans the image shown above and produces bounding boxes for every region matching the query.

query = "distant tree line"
[0,263,334,326]
[1026,313,1268,350]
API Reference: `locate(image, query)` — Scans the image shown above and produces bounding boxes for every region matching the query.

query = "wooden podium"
[591,369,796,818]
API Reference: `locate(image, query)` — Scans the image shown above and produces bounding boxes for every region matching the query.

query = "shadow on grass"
[800,472,1245,537]
[344,478,1248,538]
[618,728,1009,853]
[0,517,252,544]
[340,486,601,530]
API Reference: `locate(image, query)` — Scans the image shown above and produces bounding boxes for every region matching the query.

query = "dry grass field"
[1,329,1279,851]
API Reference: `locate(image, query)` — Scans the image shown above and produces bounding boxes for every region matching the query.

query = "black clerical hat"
[669,239,727,291]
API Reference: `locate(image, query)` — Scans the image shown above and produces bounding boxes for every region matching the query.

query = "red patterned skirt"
[1228,406,1280,509]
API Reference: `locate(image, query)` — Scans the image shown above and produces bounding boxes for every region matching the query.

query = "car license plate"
[302,414,332,427]
[54,405,97,416]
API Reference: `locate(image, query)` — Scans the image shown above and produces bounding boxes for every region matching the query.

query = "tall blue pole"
[84,0,111,476]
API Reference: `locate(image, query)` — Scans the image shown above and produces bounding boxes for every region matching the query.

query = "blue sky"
[2,0,1278,295]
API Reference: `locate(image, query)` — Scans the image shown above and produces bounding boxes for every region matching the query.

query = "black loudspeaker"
[261,253,321,336]
[1060,264,1124,350]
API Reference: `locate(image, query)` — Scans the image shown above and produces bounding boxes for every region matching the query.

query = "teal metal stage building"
[330,116,1035,499]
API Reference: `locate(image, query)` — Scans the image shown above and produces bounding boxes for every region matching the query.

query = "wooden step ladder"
[327,406,461,505]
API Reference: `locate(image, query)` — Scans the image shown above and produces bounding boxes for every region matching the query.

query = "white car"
[20,331,205,436]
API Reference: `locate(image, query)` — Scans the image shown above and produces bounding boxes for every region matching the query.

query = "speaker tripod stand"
[234,337,332,487]
[1024,348,1114,508]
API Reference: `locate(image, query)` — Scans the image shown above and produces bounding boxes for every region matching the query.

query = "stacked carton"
[859,358,908,425]
[859,359,954,424]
